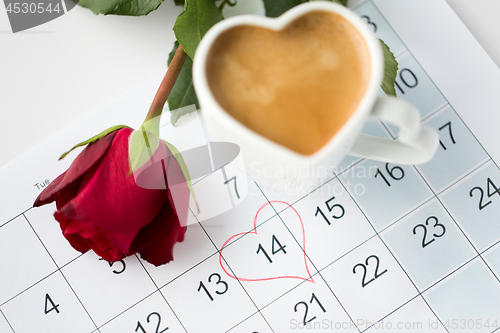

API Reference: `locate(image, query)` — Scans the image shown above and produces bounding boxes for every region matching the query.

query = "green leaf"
[380,39,398,96]
[128,117,161,173]
[171,104,197,126]
[263,0,307,17]
[332,0,348,6]
[162,139,199,211]
[59,125,129,160]
[167,41,199,125]
[77,0,165,15]
[173,0,184,6]
[173,0,223,60]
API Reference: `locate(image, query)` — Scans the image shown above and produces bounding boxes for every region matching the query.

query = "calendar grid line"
[0,251,55,308]
[338,156,367,177]
[434,159,500,256]
[370,0,458,119]
[373,196,436,235]
[420,102,451,123]
[24,213,60,269]
[0,308,15,333]
[418,158,492,197]
[313,272,363,332]
[433,191,500,285]
[408,132,496,328]
[377,118,396,140]
[417,296,452,333]
[159,250,214,290]
[89,288,158,332]
[437,159,495,198]
[336,158,436,232]
[23,213,101,332]
[480,240,500,270]
[0,207,33,230]
[370,230,436,326]
[317,233,379,273]
[374,210,459,333]
[224,308,275,333]
[59,266,102,333]
[381,100,450,141]
[394,47,408,60]
[370,0,500,183]
[382,200,479,281]
[350,0,369,11]
[331,149,460,331]
[257,181,332,278]
[0,271,58,306]
[443,106,500,173]
[254,176,357,332]
[217,251,275,332]
[89,286,186,333]
[198,206,279,252]
[0,257,82,308]
[421,256,485,295]
[362,218,452,333]
[370,0,500,188]
[260,268,363,333]
[406,120,500,331]
[412,165,487,260]
[261,175,341,215]
[197,216,276,332]
[222,180,359,332]
[356,294,435,333]
[375,232,421,292]
[136,257,190,333]
[322,170,420,331]
[155,219,222,290]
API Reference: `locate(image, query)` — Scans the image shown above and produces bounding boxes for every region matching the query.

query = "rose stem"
[145,44,188,122]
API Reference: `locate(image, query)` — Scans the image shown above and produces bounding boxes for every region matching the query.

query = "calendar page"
[2,1,500,332]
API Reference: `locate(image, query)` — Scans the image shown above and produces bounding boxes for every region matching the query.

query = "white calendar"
[2,0,500,332]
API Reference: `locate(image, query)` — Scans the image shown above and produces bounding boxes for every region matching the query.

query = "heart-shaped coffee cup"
[193,2,439,193]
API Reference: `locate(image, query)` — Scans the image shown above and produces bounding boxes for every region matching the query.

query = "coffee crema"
[205,11,371,155]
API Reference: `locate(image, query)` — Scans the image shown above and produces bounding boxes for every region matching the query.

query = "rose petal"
[57,128,169,255]
[135,200,187,266]
[56,213,124,261]
[55,177,83,210]
[164,150,190,228]
[34,130,119,207]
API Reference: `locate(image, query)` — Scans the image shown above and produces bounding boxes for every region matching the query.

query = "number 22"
[353,255,388,287]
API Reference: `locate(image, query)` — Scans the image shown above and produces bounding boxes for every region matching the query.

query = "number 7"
[224,176,240,199]
[438,121,455,150]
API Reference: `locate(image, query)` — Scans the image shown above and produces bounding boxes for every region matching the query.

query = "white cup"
[193,1,439,193]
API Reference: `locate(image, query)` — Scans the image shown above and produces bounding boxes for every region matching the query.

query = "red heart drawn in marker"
[219,200,314,283]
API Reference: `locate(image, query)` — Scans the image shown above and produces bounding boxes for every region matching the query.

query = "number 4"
[44,293,60,314]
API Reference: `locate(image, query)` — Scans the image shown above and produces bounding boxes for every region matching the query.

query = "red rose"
[33,127,190,266]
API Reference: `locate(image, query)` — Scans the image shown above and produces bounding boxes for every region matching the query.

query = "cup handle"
[349,96,439,164]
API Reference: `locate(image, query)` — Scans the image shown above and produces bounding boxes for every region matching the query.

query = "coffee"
[205,11,371,155]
